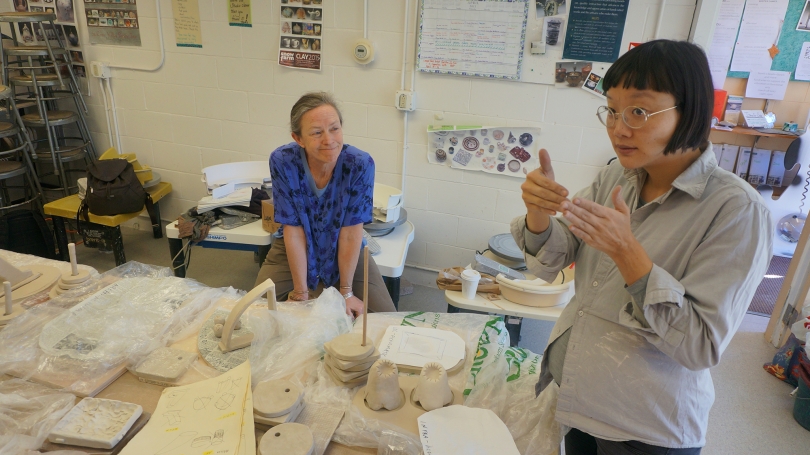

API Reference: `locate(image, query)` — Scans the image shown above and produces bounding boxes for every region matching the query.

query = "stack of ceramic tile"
[323,343,380,388]
[253,379,305,427]
[98,148,156,186]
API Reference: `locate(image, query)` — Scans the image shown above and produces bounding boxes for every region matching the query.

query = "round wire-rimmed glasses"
[596,105,678,129]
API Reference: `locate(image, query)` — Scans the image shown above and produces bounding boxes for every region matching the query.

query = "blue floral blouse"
[270,142,375,290]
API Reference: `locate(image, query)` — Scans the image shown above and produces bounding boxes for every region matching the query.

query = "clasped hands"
[522,149,637,260]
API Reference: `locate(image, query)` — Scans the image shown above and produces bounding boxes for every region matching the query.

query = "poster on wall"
[278,0,323,70]
[427,126,541,178]
[11,0,90,95]
[562,0,630,63]
[228,0,251,27]
[417,0,529,80]
[84,0,141,46]
[172,0,203,48]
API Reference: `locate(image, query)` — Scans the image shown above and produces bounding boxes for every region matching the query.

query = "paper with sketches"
[707,0,745,88]
[119,361,251,455]
[427,126,541,178]
[745,70,791,100]
[796,42,810,81]
[172,0,203,48]
[379,326,466,371]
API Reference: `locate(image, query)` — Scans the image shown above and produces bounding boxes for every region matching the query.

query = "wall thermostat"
[353,39,375,65]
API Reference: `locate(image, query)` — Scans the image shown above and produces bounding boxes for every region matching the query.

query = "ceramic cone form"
[413,362,453,411]
[365,359,402,411]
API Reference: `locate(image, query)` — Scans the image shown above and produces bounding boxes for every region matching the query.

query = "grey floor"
[75,226,810,454]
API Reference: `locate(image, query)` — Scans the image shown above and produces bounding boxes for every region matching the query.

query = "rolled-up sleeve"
[618,200,773,371]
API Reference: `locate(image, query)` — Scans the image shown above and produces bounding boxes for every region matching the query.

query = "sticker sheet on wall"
[278,0,323,70]
[84,0,141,46]
[427,126,541,178]
[12,0,90,96]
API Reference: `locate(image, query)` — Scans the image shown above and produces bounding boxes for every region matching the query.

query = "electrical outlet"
[395,90,415,111]
[90,61,111,78]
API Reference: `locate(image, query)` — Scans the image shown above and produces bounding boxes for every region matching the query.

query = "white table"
[166,220,415,306]
[444,289,567,346]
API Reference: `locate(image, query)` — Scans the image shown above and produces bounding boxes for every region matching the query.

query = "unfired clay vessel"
[413,362,453,411]
[365,359,402,411]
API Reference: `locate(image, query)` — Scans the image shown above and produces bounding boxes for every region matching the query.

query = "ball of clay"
[413,362,453,411]
[365,359,402,411]
[214,315,226,326]
[234,318,242,330]
[213,323,224,338]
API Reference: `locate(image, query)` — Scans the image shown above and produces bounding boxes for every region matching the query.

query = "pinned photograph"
[536,0,566,18]
[64,25,79,46]
[70,50,83,63]
[581,70,606,99]
[555,61,593,88]
[73,64,86,78]
[56,0,75,23]
[18,23,34,43]
[543,16,565,46]
[13,0,27,13]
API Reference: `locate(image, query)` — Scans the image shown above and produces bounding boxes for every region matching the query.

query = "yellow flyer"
[172,0,203,48]
[229,0,252,27]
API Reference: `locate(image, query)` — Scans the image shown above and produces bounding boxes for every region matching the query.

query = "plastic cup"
[460,269,481,300]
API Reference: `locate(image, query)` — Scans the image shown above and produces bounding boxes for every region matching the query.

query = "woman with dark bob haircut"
[512,40,772,454]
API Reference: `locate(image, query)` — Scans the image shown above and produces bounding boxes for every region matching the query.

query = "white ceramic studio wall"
[0,0,699,271]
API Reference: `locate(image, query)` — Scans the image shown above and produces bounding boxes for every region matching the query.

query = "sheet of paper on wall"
[426,126,541,179]
[172,0,203,48]
[278,0,323,70]
[119,361,252,455]
[730,0,790,72]
[707,0,745,88]
[795,42,810,81]
[745,70,790,100]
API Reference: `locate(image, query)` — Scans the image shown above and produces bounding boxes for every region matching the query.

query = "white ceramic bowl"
[496,267,574,307]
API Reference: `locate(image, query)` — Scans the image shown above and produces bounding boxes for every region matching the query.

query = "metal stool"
[0,12,69,87]
[0,85,43,213]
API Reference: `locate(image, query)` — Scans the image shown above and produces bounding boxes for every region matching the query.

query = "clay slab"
[40,412,151,455]
[48,397,143,449]
[259,422,314,455]
[254,379,302,418]
[323,333,374,361]
[323,363,368,387]
[325,348,380,370]
[134,347,198,383]
[253,400,304,428]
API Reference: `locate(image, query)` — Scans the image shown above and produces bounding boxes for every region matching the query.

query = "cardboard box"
[261,200,281,234]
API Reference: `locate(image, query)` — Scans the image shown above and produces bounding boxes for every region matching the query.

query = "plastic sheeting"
[0,379,75,455]
[0,262,232,395]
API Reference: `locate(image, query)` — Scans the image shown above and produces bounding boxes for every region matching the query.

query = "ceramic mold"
[258,422,314,455]
[364,359,403,411]
[413,362,453,411]
[134,347,198,384]
[253,379,303,418]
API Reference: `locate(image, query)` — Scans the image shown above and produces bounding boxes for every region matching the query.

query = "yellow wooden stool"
[44,182,172,266]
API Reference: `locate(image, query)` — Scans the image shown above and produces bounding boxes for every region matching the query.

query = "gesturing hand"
[561,186,636,259]
[521,149,570,233]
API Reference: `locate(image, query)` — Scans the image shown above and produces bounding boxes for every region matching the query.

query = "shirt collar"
[622,142,718,201]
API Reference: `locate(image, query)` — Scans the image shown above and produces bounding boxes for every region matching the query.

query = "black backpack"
[0,209,56,259]
[78,158,154,219]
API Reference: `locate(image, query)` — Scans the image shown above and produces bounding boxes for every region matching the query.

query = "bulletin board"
[416,0,529,80]
[728,0,810,81]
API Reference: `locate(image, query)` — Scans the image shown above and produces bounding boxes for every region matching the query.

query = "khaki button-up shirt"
[510,144,772,448]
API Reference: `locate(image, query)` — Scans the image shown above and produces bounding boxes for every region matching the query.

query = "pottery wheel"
[0,265,60,302]
[254,380,302,418]
[324,333,374,361]
[259,423,314,455]
[61,269,91,285]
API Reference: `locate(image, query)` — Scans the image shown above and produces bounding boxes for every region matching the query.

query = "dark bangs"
[602,40,713,155]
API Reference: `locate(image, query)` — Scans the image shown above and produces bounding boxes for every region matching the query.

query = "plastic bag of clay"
[250,286,353,388]
[464,344,566,455]
[0,262,227,395]
[331,312,497,449]
[377,430,422,455]
[0,248,100,308]
[0,379,75,455]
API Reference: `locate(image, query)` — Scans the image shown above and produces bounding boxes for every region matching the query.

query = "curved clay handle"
[218,279,276,353]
